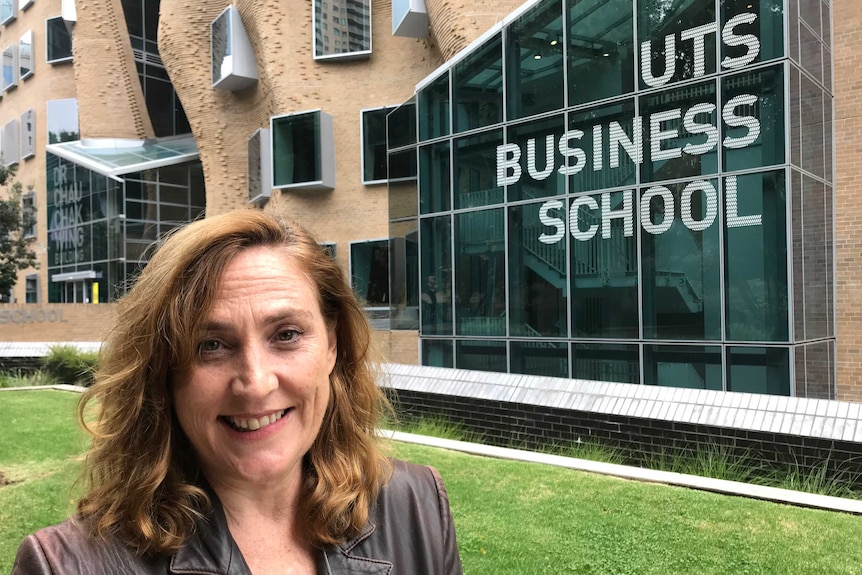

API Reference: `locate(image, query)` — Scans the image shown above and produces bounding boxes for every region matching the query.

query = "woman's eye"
[276,329,301,343]
[199,340,222,353]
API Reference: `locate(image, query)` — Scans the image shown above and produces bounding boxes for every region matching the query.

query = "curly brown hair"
[76,209,392,555]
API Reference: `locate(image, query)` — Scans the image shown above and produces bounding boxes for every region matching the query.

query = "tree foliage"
[0,164,38,298]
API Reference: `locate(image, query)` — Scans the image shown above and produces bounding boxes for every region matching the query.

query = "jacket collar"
[170,496,251,575]
[169,493,392,575]
[319,523,392,575]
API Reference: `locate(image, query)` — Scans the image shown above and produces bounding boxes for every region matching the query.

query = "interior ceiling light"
[534,54,542,59]
[550,39,558,46]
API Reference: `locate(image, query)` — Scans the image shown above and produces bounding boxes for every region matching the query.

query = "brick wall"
[0,305,116,342]
[386,365,862,486]
[834,1,862,400]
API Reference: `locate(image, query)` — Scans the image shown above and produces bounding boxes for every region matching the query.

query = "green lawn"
[4,390,862,574]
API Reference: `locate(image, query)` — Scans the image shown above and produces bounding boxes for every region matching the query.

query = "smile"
[223,409,289,432]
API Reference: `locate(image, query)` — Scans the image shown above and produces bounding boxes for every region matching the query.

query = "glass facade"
[391,0,835,397]
[46,153,205,303]
[121,0,191,136]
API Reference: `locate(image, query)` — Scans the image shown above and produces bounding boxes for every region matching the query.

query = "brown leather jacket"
[11,460,463,574]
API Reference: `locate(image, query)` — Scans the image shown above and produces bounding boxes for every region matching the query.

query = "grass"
[4,390,862,574]
[0,390,86,572]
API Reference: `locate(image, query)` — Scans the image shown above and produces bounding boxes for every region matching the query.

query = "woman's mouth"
[222,409,289,432]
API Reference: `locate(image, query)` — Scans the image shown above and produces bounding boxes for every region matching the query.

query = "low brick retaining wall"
[383,364,862,485]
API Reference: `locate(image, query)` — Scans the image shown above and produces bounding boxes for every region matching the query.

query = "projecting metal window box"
[211,5,258,91]
[19,30,32,80]
[270,110,335,191]
[313,0,371,61]
[247,128,272,205]
[392,0,428,38]
[46,16,73,64]
[0,0,16,26]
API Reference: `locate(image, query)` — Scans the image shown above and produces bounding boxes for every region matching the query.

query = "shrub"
[0,370,58,388]
[41,345,99,387]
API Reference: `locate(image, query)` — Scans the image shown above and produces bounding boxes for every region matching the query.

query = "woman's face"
[172,246,336,491]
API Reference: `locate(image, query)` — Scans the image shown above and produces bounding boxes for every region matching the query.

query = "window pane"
[727,346,790,395]
[388,149,416,180]
[387,101,416,149]
[643,344,722,389]
[46,98,79,143]
[641,179,721,340]
[568,0,634,106]
[455,340,507,373]
[18,31,31,80]
[721,65,784,172]
[721,0,783,65]
[362,108,388,182]
[314,0,371,59]
[3,45,16,90]
[418,73,450,141]
[423,339,453,368]
[506,113,566,202]
[272,112,321,186]
[511,341,568,377]
[724,170,788,341]
[454,129,503,209]
[571,190,638,338]
[453,32,503,133]
[801,175,831,340]
[0,0,14,24]
[637,0,715,90]
[571,343,639,384]
[420,216,452,335]
[455,209,506,337]
[509,203,566,337]
[46,17,73,63]
[799,75,825,180]
[639,80,718,184]
[419,141,451,214]
[506,0,564,121]
[351,239,389,306]
[568,99,637,194]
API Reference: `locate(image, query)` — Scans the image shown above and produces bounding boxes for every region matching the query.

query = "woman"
[12,210,462,574]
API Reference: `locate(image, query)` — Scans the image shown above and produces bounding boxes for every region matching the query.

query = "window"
[25,274,38,303]
[0,0,16,25]
[46,98,78,143]
[350,239,389,306]
[19,31,32,80]
[46,16,72,63]
[2,119,19,166]
[247,128,271,205]
[270,110,335,190]
[22,191,35,238]
[362,105,417,184]
[2,44,17,91]
[211,5,258,91]
[20,109,34,159]
[313,0,371,60]
[362,107,391,184]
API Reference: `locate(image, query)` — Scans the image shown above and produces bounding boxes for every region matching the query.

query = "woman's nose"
[232,344,279,395]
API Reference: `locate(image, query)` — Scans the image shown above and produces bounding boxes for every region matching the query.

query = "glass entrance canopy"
[45,135,199,178]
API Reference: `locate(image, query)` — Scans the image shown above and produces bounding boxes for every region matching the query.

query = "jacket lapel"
[170,498,252,575]
[320,523,392,575]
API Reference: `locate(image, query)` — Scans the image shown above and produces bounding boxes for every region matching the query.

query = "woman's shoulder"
[12,517,169,575]
[374,458,455,534]
[383,458,449,499]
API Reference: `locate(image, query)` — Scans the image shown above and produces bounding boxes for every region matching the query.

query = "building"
[4,0,858,401]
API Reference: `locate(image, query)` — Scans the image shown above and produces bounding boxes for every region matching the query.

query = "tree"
[0,164,38,300]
